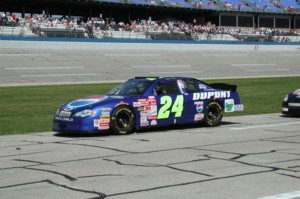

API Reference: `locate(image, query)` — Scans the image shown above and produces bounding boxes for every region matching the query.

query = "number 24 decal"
[158,95,184,119]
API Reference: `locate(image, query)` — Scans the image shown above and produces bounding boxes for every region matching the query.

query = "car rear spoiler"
[208,83,237,92]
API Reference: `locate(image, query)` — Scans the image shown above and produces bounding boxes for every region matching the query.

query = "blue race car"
[282,88,300,116]
[52,77,244,135]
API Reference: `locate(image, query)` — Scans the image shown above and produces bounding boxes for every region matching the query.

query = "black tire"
[204,101,223,127]
[110,106,135,135]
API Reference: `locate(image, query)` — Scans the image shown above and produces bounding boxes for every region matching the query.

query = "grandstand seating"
[107,0,300,13]
[0,0,299,18]
[219,0,254,11]
[128,0,149,6]
[171,0,193,8]
[251,0,281,13]
[122,0,300,13]
[281,0,300,12]
[199,0,221,10]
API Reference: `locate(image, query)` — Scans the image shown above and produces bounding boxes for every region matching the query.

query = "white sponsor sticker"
[193,91,231,100]
[234,104,244,111]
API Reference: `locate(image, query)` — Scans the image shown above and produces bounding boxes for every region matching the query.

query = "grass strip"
[0,76,299,135]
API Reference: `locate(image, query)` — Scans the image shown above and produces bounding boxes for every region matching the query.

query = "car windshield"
[107,79,154,96]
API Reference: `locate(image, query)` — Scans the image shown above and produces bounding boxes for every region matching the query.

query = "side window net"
[155,81,180,95]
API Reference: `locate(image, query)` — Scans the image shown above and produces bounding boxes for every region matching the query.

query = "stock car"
[282,88,300,116]
[52,77,244,135]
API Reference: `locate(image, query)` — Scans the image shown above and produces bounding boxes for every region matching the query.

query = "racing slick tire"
[110,106,135,135]
[204,101,223,127]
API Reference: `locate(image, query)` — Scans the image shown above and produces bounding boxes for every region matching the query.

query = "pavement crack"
[103,158,155,167]
[0,180,49,189]
[0,180,107,199]
[46,180,107,198]
[270,158,300,164]
[167,158,210,166]
[160,164,213,177]
[278,173,300,179]
[77,174,123,179]
[288,165,300,169]
[193,148,276,160]
[229,150,277,160]
[0,150,52,158]
[262,139,300,144]
[14,158,50,165]
[132,139,150,142]
[24,167,77,181]
[106,169,274,198]
[103,158,213,177]
[204,154,296,172]
[56,142,137,154]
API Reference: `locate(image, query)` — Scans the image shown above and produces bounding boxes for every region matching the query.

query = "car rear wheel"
[204,101,223,127]
[110,106,135,135]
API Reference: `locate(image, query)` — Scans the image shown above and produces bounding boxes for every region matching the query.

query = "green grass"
[0,83,119,135]
[211,76,300,116]
[0,76,299,135]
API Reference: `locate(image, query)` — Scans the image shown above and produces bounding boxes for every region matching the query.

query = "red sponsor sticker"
[194,113,204,121]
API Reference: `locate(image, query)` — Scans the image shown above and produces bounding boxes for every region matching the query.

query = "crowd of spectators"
[252,0,298,13]
[1,0,298,14]
[1,11,300,42]
[141,0,299,12]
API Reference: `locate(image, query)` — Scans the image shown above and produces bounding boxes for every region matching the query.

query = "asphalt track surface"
[1,114,300,199]
[0,40,300,86]
[0,41,300,199]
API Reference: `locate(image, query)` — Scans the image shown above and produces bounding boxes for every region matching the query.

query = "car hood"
[61,95,127,110]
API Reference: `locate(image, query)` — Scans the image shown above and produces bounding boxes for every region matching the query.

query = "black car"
[282,89,300,116]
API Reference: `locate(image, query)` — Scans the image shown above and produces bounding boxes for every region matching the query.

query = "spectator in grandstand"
[209,0,216,7]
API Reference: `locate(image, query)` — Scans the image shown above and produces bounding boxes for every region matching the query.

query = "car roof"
[132,76,195,82]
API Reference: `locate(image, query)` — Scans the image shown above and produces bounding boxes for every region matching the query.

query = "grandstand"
[0,0,300,41]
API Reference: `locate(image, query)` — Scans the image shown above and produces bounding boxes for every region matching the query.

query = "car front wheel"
[110,106,135,135]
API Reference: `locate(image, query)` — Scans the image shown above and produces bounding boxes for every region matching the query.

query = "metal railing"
[0,26,35,37]
[1,23,300,43]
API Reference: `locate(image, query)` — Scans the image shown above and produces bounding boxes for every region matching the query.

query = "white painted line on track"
[131,65,190,68]
[232,64,276,67]
[246,69,290,72]
[280,54,300,56]
[231,121,300,130]
[5,67,84,70]
[150,71,204,74]
[257,191,300,199]
[104,54,161,57]
[20,73,100,77]
[0,54,51,56]
[203,54,248,56]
